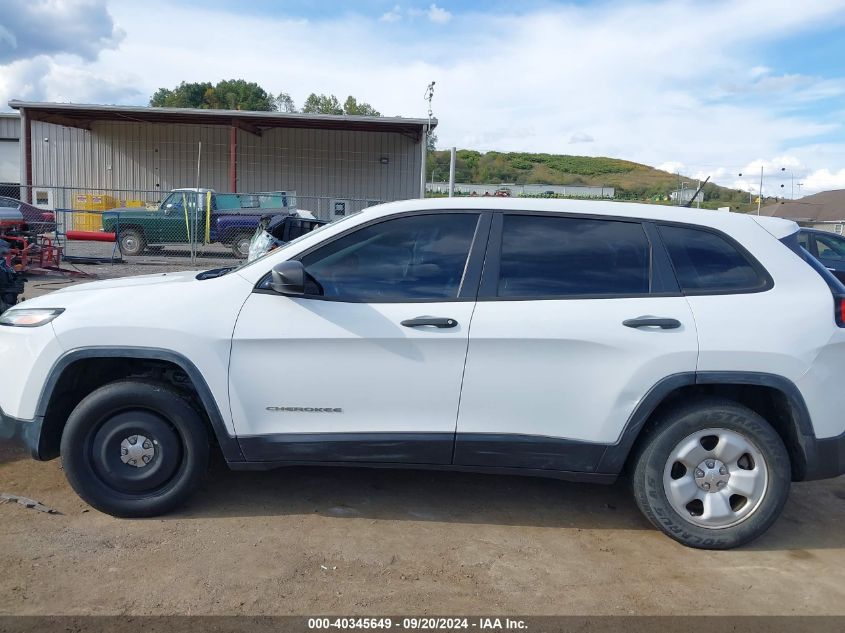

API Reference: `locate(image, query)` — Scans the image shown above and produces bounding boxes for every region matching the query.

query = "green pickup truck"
[101,189,296,257]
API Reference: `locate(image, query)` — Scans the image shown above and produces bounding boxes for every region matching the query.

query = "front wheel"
[631,398,791,549]
[60,381,209,517]
[118,229,147,256]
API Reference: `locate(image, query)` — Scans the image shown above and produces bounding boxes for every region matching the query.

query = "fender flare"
[36,347,245,462]
[596,371,815,476]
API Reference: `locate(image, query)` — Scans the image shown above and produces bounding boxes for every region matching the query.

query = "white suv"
[2,198,844,549]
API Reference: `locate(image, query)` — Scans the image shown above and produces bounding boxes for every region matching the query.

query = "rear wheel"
[631,398,791,549]
[60,381,209,517]
[118,228,147,256]
[231,232,252,259]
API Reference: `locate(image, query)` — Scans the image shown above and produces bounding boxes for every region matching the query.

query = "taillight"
[836,296,845,327]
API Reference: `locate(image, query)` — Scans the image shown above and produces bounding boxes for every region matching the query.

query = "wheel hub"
[662,428,769,529]
[120,434,155,469]
[693,458,730,492]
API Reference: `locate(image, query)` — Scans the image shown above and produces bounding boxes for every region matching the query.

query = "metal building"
[0,113,20,197]
[7,101,435,218]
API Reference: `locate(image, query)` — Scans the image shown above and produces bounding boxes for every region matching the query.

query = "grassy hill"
[426,150,763,211]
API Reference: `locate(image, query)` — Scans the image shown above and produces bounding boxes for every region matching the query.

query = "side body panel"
[455,296,698,467]
[229,293,476,463]
[690,221,845,439]
[27,271,254,436]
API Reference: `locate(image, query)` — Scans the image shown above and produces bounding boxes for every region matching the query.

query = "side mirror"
[270,260,306,296]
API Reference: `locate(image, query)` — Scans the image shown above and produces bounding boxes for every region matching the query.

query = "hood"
[52,270,201,295]
[103,207,157,216]
[19,271,203,311]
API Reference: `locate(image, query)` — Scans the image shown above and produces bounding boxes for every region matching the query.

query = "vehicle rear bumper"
[0,407,44,459]
[802,431,845,481]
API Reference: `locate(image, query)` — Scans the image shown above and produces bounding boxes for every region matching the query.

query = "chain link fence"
[12,185,383,275]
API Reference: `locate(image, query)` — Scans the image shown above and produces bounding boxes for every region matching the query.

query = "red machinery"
[0,208,63,272]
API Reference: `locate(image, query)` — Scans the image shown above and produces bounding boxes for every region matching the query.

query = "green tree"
[343,95,381,116]
[149,80,276,111]
[302,93,343,115]
[426,132,438,152]
[150,81,213,108]
[209,79,276,111]
[302,93,382,116]
[275,92,296,113]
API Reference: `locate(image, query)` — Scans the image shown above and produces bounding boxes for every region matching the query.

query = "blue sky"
[2,0,845,194]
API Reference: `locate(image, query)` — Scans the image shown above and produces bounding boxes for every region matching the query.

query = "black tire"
[631,397,791,549]
[60,381,209,518]
[231,232,252,259]
[118,228,147,256]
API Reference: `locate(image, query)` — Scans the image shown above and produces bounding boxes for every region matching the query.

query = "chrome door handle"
[623,317,681,329]
[401,317,458,328]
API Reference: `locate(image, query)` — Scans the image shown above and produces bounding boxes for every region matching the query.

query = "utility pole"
[757,164,763,215]
[422,81,435,200]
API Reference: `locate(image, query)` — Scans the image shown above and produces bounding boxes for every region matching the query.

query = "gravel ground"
[1,274,844,616]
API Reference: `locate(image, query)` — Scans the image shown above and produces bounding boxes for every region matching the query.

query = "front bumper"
[0,407,43,459]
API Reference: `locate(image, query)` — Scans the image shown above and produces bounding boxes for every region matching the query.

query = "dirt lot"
[1,275,845,616]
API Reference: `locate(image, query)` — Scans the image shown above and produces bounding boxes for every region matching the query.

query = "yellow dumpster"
[72,194,119,231]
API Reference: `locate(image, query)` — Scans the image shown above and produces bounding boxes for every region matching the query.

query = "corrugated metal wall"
[0,115,21,185]
[29,118,423,210]
[0,114,20,139]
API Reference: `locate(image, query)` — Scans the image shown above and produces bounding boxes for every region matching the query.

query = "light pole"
[757,165,764,214]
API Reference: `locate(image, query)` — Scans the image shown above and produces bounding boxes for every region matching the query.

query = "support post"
[448,147,456,198]
[419,134,427,199]
[21,108,32,203]
[229,125,238,193]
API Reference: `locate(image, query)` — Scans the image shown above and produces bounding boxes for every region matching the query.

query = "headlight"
[0,308,65,327]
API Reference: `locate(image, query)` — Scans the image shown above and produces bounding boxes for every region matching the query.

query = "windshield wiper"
[195,266,235,280]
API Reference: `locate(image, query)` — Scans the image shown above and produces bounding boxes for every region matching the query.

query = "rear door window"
[658,225,768,293]
[496,215,651,297]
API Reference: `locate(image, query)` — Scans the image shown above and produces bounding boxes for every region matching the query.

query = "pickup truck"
[101,189,297,258]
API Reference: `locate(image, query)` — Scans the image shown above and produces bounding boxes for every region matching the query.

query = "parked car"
[247,211,327,262]
[3,198,845,549]
[0,238,26,313]
[798,227,845,283]
[0,195,57,235]
[101,188,297,258]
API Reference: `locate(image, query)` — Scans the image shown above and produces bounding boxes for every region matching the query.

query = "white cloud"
[799,168,845,194]
[0,0,123,63]
[427,4,452,24]
[2,0,845,195]
[658,161,685,174]
[568,132,594,144]
[380,5,402,23]
[0,55,141,105]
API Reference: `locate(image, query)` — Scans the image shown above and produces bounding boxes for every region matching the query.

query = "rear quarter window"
[658,225,769,294]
